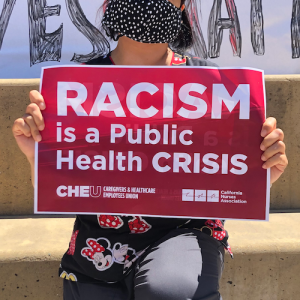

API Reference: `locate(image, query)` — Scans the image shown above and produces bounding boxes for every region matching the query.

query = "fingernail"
[261,155,266,161]
[260,145,265,151]
[38,125,44,131]
[262,164,267,169]
[36,135,42,142]
[261,130,267,137]
[40,103,46,109]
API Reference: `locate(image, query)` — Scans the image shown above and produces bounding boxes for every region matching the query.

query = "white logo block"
[182,189,194,201]
[195,190,206,202]
[207,190,219,202]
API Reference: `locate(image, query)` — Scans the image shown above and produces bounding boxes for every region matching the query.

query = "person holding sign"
[12,0,288,299]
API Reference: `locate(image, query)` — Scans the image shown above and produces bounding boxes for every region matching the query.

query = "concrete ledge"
[0,262,62,300]
[1,214,300,300]
[0,218,73,263]
[0,77,299,215]
[0,79,40,86]
[0,79,40,216]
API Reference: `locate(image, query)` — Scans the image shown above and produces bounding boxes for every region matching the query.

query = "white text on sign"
[57,82,250,119]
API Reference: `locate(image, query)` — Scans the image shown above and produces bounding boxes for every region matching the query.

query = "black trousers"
[63,229,224,300]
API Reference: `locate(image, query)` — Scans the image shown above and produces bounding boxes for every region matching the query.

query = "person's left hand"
[260,117,288,184]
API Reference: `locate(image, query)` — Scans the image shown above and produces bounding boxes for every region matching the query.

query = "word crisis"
[56,150,248,175]
[57,81,250,119]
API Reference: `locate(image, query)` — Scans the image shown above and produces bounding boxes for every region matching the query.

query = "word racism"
[1,0,300,66]
[56,81,249,175]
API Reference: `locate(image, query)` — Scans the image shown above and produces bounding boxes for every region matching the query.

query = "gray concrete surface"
[264,75,300,211]
[0,214,300,300]
[0,79,39,215]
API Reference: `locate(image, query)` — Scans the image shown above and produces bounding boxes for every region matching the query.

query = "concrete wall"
[0,77,299,216]
[1,214,300,300]
[0,79,39,216]
[263,76,300,211]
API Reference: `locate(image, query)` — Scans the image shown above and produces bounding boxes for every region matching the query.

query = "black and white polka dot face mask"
[102,0,183,44]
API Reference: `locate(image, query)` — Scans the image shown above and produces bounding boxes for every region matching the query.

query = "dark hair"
[100,0,194,54]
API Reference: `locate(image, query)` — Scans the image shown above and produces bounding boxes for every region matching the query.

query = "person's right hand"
[12,90,46,162]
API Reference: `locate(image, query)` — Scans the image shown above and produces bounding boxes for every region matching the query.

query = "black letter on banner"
[65,0,110,62]
[27,0,63,66]
[291,0,300,58]
[186,0,208,59]
[250,0,265,55]
[0,0,16,51]
[208,0,242,58]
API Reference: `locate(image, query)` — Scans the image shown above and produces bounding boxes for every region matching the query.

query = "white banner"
[0,0,299,78]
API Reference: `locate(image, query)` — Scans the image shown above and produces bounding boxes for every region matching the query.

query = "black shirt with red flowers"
[59,52,232,284]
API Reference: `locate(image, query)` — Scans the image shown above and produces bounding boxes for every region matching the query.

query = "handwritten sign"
[1,0,300,78]
[35,65,270,220]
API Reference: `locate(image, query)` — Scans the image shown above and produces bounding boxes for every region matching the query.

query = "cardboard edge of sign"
[33,70,44,215]
[40,65,265,72]
[263,70,271,222]
[34,66,270,222]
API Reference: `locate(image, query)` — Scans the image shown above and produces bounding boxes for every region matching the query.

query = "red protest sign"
[35,66,270,220]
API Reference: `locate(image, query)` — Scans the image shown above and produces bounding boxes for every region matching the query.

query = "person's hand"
[260,117,288,184]
[12,90,46,163]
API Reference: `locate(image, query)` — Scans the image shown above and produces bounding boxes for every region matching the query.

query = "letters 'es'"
[0,0,110,65]
[1,0,300,65]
